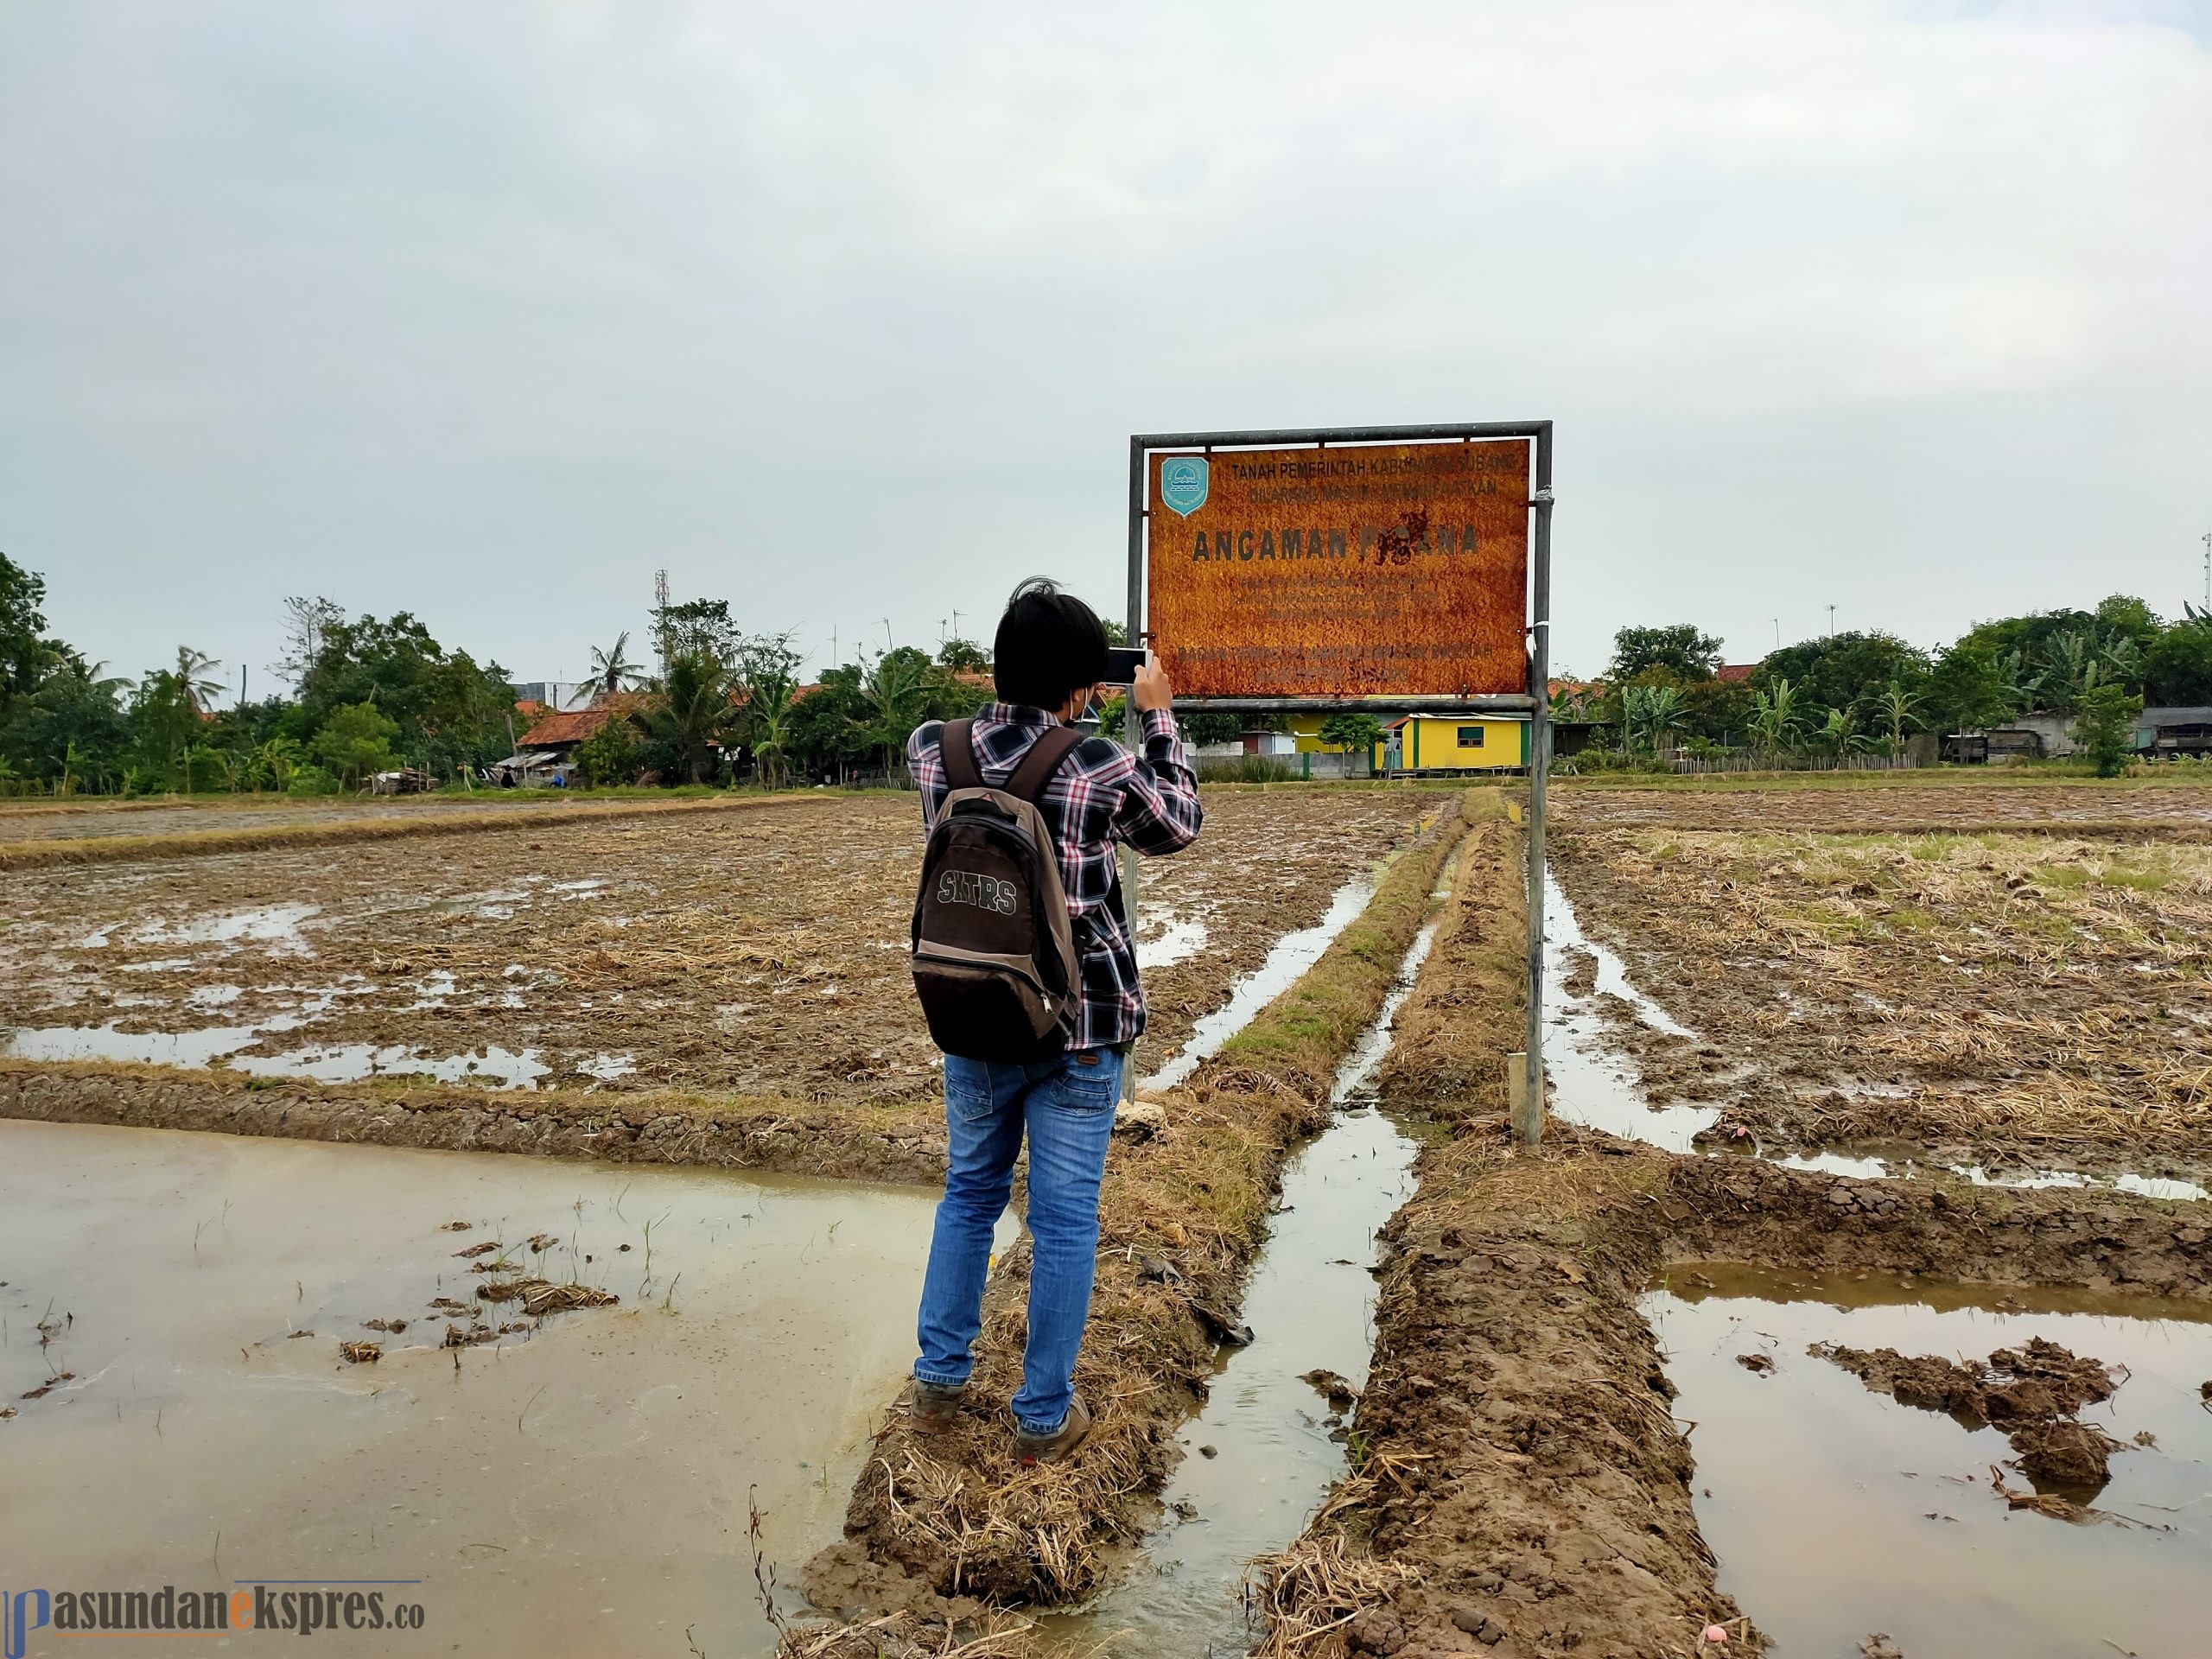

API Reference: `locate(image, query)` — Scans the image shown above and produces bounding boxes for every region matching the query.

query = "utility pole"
[881,618,893,652]
[1772,618,1780,652]
[1827,603,1836,638]
[2201,531,2210,611]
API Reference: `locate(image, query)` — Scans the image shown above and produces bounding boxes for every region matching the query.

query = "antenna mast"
[653,569,671,679]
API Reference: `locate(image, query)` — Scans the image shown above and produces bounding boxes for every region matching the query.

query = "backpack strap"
[1002,724,1084,805]
[939,718,983,791]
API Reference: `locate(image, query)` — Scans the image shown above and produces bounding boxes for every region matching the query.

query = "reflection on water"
[1543,872,1719,1152]
[1043,921,1434,1655]
[1647,1267,2212,1659]
[0,1119,944,1659]
[1141,874,1376,1093]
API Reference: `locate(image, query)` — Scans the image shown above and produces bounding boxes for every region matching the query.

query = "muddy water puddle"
[1042,926,1438,1654]
[1647,1266,2212,1658]
[1141,874,1378,1093]
[1544,870,1719,1153]
[0,1119,949,1657]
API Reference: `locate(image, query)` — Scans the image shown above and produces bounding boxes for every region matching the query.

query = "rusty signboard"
[1142,438,1529,700]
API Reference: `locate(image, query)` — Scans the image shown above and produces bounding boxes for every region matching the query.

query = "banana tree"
[1623,684,1684,756]
[1872,683,1922,756]
[1746,678,1804,758]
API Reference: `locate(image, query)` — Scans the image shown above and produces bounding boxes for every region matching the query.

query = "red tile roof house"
[490,695,652,785]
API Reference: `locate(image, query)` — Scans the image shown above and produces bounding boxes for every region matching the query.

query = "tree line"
[1560,594,2209,777]
[0,555,994,796]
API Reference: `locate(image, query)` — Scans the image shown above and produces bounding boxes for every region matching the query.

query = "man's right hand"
[1131,662,1173,714]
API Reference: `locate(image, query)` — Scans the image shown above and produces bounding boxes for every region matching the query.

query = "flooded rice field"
[1546,869,2212,1204]
[0,1117,965,1658]
[2,788,1445,1102]
[1649,1267,2212,1659]
[1548,812,2212,1184]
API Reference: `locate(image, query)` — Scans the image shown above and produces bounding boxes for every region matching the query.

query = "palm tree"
[585,632,645,698]
[860,648,930,775]
[747,677,798,788]
[641,651,737,785]
[174,646,223,715]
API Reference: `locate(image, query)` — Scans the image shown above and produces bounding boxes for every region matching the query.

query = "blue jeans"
[913,1047,1123,1434]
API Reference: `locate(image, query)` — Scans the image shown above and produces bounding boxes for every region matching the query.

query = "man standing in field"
[904,577,1201,1463]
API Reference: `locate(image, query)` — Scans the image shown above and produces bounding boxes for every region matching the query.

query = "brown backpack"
[910,718,1084,1063]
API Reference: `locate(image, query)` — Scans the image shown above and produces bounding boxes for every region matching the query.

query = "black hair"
[993,577,1109,710]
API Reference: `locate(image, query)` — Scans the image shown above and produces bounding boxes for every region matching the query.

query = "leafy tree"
[1678,677,1757,746]
[2076,683,2143,779]
[2145,608,2212,706]
[1754,632,1928,727]
[310,702,399,785]
[573,714,647,787]
[2094,594,2163,654]
[1179,710,1244,747]
[1608,625,1723,682]
[1319,712,1383,771]
[127,668,203,786]
[786,664,874,779]
[1,552,65,696]
[295,610,511,775]
[652,598,740,672]
[1,660,130,790]
[1923,643,2016,736]
[938,638,990,674]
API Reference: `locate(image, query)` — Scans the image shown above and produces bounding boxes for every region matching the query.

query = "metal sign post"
[1125,423,1553,1140]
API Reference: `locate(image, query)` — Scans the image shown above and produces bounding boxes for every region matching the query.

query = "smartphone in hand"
[1101,645,1150,684]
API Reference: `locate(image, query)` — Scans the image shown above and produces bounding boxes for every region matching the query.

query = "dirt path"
[798,796,1481,1624]
[3,788,1444,1101]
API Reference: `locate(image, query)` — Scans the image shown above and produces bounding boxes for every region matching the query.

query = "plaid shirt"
[909,702,1203,1051]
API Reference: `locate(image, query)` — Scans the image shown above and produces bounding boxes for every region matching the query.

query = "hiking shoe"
[909,1380,966,1436]
[1014,1394,1092,1465]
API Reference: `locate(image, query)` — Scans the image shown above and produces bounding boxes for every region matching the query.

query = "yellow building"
[1277,713,1528,773]
[1379,714,1527,772]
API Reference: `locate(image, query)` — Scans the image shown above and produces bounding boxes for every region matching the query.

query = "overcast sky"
[3,1,2206,694]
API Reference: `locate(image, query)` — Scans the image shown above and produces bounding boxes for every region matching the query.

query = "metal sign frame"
[1126,421,1554,1141]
